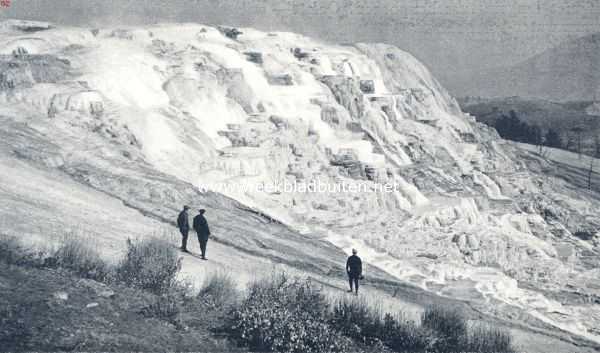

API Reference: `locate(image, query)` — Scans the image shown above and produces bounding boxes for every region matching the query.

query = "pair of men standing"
[177,205,211,260]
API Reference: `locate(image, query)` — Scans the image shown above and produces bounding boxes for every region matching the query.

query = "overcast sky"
[2,0,599,86]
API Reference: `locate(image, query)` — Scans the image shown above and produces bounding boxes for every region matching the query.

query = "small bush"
[116,238,181,294]
[381,313,436,352]
[50,235,110,281]
[229,273,351,353]
[330,297,383,345]
[421,305,468,351]
[466,322,514,353]
[198,272,239,308]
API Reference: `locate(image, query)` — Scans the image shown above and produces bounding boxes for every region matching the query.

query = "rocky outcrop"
[217,26,243,40]
[330,148,366,179]
[244,51,263,64]
[320,75,365,119]
[359,80,375,94]
[266,73,294,86]
[110,29,134,40]
[48,90,104,117]
[269,115,288,129]
[217,127,261,147]
[0,54,71,90]
[4,20,53,32]
[216,68,255,113]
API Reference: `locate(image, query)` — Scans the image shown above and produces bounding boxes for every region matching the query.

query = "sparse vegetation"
[198,271,239,309]
[466,322,514,353]
[49,235,110,281]
[0,233,108,281]
[0,235,516,353]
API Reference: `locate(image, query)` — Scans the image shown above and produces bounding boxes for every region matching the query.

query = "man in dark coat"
[177,205,190,252]
[346,248,362,295]
[193,209,211,260]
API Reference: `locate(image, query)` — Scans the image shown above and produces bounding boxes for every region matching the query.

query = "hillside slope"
[458,96,600,155]
[0,19,600,350]
[448,33,600,101]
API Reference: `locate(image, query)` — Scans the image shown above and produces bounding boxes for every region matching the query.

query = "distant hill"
[449,33,600,102]
[459,96,600,154]
[458,96,599,130]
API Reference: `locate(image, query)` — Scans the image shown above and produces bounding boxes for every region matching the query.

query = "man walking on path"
[177,205,190,252]
[193,209,211,260]
[346,248,362,295]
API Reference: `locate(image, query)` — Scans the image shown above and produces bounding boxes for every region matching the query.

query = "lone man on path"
[193,209,211,260]
[346,248,362,295]
[177,205,190,252]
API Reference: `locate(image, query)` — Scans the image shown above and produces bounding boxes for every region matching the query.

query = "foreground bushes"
[331,297,434,352]
[422,305,514,353]
[230,274,352,353]
[422,305,467,350]
[0,235,515,353]
[466,322,514,353]
[0,235,180,294]
[0,234,109,280]
[229,277,515,353]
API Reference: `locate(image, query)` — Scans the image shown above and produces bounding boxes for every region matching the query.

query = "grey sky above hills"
[2,0,599,99]
[449,33,600,101]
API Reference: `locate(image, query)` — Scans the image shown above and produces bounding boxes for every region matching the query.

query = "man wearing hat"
[193,209,211,260]
[346,248,363,295]
[177,205,190,252]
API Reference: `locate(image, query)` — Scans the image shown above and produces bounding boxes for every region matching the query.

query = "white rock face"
[1,21,600,343]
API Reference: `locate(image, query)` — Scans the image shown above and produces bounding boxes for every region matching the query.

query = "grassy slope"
[0,264,238,352]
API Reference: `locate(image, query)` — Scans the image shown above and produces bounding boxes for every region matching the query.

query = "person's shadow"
[187,252,205,260]
[170,244,205,260]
